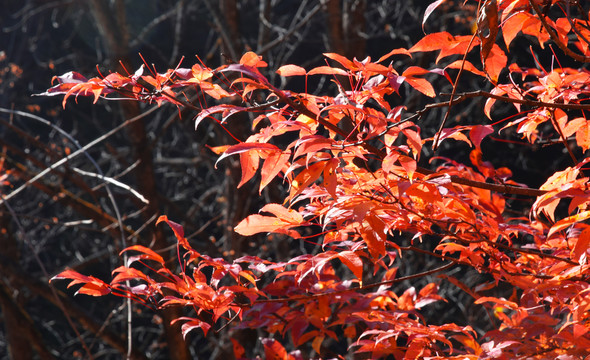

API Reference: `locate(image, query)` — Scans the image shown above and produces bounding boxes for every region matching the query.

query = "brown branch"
[416,166,546,197]
[322,94,547,197]
[201,0,239,61]
[449,90,590,110]
[257,1,326,55]
[432,31,479,151]
[387,189,576,266]
[6,161,135,238]
[0,105,160,206]
[529,0,590,63]
[0,258,149,360]
[242,262,455,305]
[284,89,547,197]
[548,109,578,164]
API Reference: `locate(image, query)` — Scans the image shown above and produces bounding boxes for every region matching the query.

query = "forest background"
[0,0,587,359]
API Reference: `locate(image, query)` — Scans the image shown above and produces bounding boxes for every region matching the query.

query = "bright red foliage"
[48,1,590,358]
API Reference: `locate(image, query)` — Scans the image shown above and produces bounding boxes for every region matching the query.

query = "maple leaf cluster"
[48,0,590,358]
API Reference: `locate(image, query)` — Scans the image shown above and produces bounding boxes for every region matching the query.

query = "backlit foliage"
[47,0,590,358]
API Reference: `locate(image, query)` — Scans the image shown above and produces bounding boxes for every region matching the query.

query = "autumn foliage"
[45,0,590,358]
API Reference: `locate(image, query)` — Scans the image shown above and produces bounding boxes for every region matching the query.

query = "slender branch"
[0,198,94,359]
[529,0,590,63]
[257,0,326,54]
[548,109,577,164]
[129,6,178,49]
[432,31,478,150]
[72,167,149,204]
[0,255,149,360]
[246,262,455,304]
[448,90,590,110]
[201,0,238,61]
[0,105,159,205]
[416,166,546,197]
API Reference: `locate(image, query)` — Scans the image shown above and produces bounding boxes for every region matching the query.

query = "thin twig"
[72,167,149,204]
[0,197,95,360]
[0,105,159,205]
[432,31,479,151]
[529,0,590,63]
[201,0,238,61]
[257,0,327,54]
[447,90,590,110]
[246,262,455,304]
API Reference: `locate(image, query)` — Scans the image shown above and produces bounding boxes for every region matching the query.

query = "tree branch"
[529,0,590,63]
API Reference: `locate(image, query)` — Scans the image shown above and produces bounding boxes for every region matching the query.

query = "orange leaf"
[433,125,472,149]
[288,160,327,201]
[402,128,423,159]
[190,63,214,82]
[437,35,480,62]
[403,76,435,97]
[120,245,165,266]
[195,104,247,130]
[409,32,455,53]
[576,121,590,151]
[323,158,339,198]
[259,150,290,193]
[402,66,430,77]
[293,135,334,160]
[540,165,580,191]
[308,66,349,76]
[382,152,400,174]
[363,216,388,259]
[76,281,112,296]
[573,227,590,262]
[259,203,303,223]
[483,44,507,83]
[338,250,363,280]
[50,269,110,296]
[312,336,324,355]
[377,48,412,63]
[216,142,280,167]
[172,317,212,338]
[239,150,260,188]
[261,338,290,359]
[239,51,267,67]
[502,12,530,48]
[231,338,245,359]
[276,64,306,76]
[548,210,590,239]
[51,269,93,285]
[554,17,571,45]
[234,214,299,237]
[406,182,442,204]
[399,155,417,181]
[156,215,190,248]
[474,296,518,310]
[207,145,230,155]
[562,117,586,138]
[445,60,486,77]
[111,266,149,284]
[324,52,356,70]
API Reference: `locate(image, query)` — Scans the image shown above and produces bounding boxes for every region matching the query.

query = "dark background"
[0,1,581,359]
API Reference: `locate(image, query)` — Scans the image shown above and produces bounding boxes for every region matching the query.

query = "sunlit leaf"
[277,64,307,76]
[156,215,190,249]
[308,66,349,76]
[120,245,165,266]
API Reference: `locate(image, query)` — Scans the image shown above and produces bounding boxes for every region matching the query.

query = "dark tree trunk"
[89,1,191,359]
